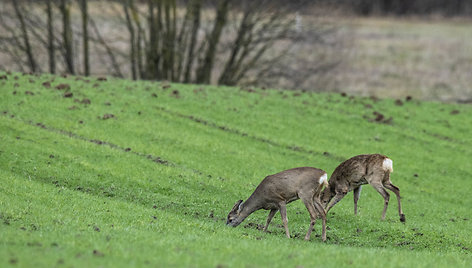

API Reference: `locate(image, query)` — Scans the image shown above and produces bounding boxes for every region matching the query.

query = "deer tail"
[382,158,393,173]
[319,173,329,188]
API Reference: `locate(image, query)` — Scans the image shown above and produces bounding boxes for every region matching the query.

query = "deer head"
[226,200,244,227]
[320,186,335,209]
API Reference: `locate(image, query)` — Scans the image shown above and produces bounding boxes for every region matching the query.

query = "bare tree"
[79,0,90,76]
[218,1,297,86]
[46,0,56,74]
[12,0,37,72]
[89,16,123,77]
[60,0,74,74]
[183,0,202,83]
[146,0,161,80]
[123,0,137,80]
[195,0,231,84]
[0,0,345,93]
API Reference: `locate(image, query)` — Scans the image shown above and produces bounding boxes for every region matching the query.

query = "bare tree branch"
[12,0,37,72]
[89,15,123,77]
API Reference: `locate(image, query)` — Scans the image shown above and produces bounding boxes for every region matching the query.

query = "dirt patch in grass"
[364,111,394,124]
[102,114,115,120]
[55,84,70,90]
[171,90,180,98]
[243,222,264,231]
[395,99,403,106]
[93,249,104,257]
[42,81,51,88]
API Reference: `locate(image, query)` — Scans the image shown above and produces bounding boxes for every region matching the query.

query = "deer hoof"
[400,214,406,223]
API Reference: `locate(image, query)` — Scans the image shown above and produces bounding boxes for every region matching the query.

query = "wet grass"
[0,71,471,267]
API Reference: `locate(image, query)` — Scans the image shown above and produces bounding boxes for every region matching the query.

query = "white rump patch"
[383,158,393,172]
[319,173,328,186]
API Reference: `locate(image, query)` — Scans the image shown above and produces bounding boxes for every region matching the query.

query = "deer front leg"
[384,182,405,222]
[326,191,347,213]
[300,196,318,241]
[371,182,390,220]
[263,209,278,232]
[278,202,290,238]
[353,186,362,215]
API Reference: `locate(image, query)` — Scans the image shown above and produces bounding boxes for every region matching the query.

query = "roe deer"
[320,154,405,222]
[226,167,329,241]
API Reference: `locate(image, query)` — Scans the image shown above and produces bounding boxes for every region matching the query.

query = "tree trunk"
[89,16,123,77]
[79,0,90,76]
[174,0,192,81]
[183,0,202,83]
[129,0,144,78]
[146,0,161,80]
[195,0,231,84]
[46,0,55,74]
[162,0,173,80]
[60,0,74,74]
[12,0,37,72]
[218,6,253,85]
[123,0,137,80]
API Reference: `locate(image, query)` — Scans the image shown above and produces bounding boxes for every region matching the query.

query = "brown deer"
[227,167,329,241]
[320,154,405,222]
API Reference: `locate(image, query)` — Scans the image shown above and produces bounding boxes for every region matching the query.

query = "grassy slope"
[0,72,471,267]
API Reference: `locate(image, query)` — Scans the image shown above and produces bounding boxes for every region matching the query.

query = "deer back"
[329,154,390,190]
[250,167,327,207]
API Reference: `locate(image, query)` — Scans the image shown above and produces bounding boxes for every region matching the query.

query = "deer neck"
[321,184,336,203]
[239,194,263,219]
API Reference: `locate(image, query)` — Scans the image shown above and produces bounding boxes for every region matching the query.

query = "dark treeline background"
[276,0,472,16]
[339,0,472,16]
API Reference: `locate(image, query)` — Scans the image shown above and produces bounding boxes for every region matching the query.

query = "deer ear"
[237,201,244,213]
[231,200,243,212]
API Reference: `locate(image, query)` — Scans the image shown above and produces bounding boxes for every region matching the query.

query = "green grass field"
[0,71,471,267]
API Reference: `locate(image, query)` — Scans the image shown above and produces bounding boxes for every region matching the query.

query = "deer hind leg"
[383,182,405,222]
[299,191,323,241]
[301,197,318,241]
[370,182,390,220]
[263,209,278,232]
[313,199,327,242]
[278,202,290,238]
[353,186,362,215]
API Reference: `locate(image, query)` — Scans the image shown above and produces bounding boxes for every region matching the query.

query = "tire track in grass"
[1,114,230,221]
[0,111,215,178]
[155,105,472,162]
[154,105,347,162]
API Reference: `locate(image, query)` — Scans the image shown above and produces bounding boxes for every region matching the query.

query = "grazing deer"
[227,167,329,241]
[320,154,405,222]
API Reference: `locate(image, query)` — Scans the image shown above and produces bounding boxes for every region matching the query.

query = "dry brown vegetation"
[338,17,472,102]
